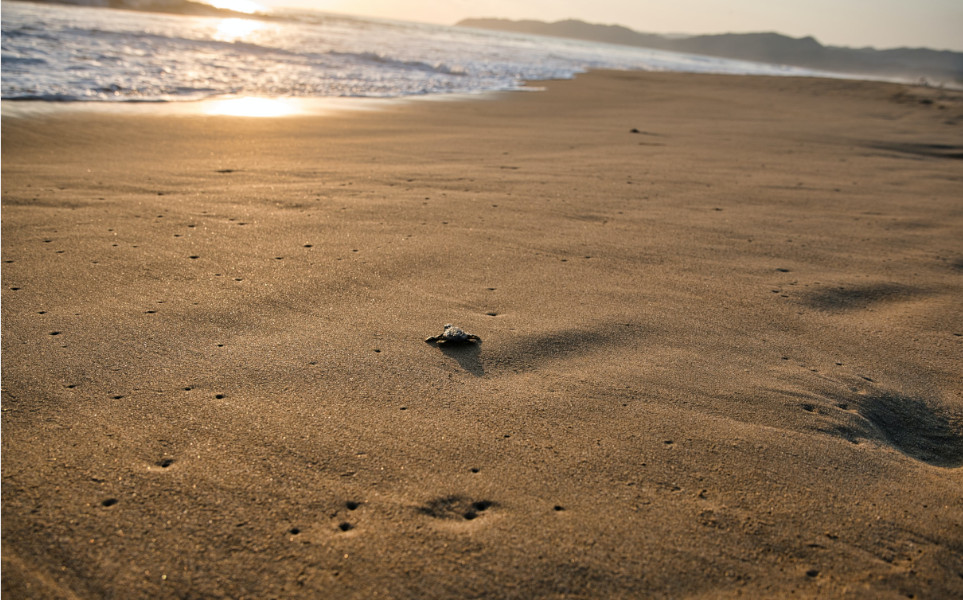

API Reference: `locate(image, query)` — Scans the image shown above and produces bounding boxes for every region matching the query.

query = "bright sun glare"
[204,97,299,117]
[204,0,265,15]
[214,17,264,42]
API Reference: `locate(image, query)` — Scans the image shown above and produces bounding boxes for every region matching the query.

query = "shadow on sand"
[438,342,484,377]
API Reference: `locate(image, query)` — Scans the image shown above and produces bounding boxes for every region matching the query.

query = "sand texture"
[3,71,963,598]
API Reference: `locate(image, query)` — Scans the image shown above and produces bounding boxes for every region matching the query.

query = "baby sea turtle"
[425,324,481,345]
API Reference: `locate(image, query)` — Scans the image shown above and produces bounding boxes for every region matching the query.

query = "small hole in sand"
[471,500,492,512]
[189,255,199,260]
[50,331,61,336]
[338,522,353,532]
[346,501,360,510]
[111,395,124,400]
[102,498,118,507]
[463,511,477,520]
[289,527,300,535]
[470,468,480,473]
[157,458,174,468]
[554,505,565,511]
[215,394,225,399]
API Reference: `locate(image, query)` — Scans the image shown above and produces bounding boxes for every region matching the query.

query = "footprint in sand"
[805,382,963,467]
[859,391,963,467]
[418,495,496,522]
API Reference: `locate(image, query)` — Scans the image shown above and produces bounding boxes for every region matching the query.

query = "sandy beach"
[3,71,962,598]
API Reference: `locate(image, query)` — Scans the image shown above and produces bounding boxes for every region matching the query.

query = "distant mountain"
[457,18,963,85]
[22,0,248,17]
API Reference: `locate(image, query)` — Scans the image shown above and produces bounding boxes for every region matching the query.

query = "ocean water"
[2,1,830,103]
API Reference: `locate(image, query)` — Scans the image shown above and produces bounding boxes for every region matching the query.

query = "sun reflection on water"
[203,97,300,117]
[214,18,264,42]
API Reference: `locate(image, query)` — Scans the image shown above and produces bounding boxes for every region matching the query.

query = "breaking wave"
[2,1,829,102]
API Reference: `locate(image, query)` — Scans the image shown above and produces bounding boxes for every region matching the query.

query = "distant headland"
[457,18,963,86]
[20,0,249,18]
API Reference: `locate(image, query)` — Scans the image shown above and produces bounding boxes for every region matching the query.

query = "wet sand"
[3,71,963,598]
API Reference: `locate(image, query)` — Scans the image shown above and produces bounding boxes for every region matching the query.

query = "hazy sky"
[253,0,963,51]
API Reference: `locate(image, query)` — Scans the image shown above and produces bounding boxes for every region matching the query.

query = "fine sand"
[2,71,962,599]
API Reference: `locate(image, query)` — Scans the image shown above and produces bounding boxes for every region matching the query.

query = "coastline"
[0,94,410,119]
[3,70,963,598]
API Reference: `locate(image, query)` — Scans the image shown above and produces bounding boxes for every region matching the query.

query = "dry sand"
[2,71,963,598]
